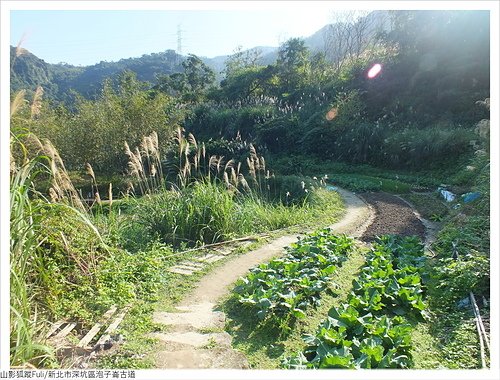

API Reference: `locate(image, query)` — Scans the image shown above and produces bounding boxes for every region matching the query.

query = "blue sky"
[10,6,339,66]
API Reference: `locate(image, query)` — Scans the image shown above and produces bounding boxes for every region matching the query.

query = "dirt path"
[150,188,374,369]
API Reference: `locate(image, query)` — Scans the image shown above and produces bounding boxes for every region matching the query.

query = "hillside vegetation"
[9,10,490,369]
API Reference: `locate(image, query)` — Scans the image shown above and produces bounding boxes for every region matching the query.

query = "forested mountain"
[10,11,392,102]
[11,10,489,173]
[10,46,185,102]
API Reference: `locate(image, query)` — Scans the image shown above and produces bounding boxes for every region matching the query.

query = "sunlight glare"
[367,63,382,79]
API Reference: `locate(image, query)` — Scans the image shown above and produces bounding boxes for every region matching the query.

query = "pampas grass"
[11,90,27,117]
[30,86,44,119]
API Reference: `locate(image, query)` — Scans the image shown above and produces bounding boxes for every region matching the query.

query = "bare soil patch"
[360,192,425,242]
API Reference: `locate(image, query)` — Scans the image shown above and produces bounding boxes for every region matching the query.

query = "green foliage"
[27,71,183,173]
[185,102,276,141]
[402,193,449,221]
[432,254,489,308]
[283,235,427,369]
[11,46,184,101]
[10,157,56,367]
[328,173,411,193]
[233,230,354,327]
[380,127,475,169]
[128,183,343,249]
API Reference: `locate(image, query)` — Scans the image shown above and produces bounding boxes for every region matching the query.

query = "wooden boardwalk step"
[94,306,130,348]
[77,305,117,348]
[46,320,66,339]
[195,253,216,262]
[169,267,195,275]
[54,322,77,339]
[178,261,205,268]
[175,264,204,271]
[204,255,224,263]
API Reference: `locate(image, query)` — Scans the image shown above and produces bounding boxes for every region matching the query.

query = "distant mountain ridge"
[10,11,391,102]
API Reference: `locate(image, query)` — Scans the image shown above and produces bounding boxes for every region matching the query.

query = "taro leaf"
[319,353,355,369]
[327,306,342,320]
[328,305,359,327]
[398,288,417,303]
[321,264,337,276]
[368,289,384,310]
[353,279,363,292]
[282,352,309,369]
[259,298,272,309]
[386,278,400,294]
[292,308,306,319]
[412,295,426,311]
[392,306,407,316]
[256,309,267,320]
[389,324,412,348]
[316,341,333,359]
[354,353,371,369]
[398,273,420,286]
[283,261,300,274]
[322,328,345,345]
[316,254,328,265]
[348,294,364,309]
[378,348,397,368]
[392,354,412,368]
[302,333,319,346]
[357,312,374,328]
[311,280,326,292]
[234,276,249,290]
[360,337,385,366]
[239,297,257,306]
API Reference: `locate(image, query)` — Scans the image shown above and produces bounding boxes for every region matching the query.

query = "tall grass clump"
[122,129,344,248]
[10,156,55,367]
[10,90,55,366]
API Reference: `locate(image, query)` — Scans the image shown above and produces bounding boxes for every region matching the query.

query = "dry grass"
[11,90,27,117]
[125,128,271,197]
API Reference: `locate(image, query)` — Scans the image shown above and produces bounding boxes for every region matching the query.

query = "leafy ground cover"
[233,230,354,327]
[401,192,449,221]
[283,235,427,369]
[223,240,367,369]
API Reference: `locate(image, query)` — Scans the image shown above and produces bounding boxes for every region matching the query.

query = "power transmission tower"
[176,24,184,67]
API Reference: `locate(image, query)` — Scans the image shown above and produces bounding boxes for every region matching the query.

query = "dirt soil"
[360,192,425,242]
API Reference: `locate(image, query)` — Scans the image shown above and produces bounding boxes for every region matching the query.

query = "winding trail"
[150,188,375,369]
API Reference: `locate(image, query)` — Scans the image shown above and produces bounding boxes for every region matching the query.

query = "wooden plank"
[54,322,76,339]
[178,261,205,268]
[94,306,130,348]
[470,292,490,350]
[195,254,215,262]
[168,267,195,275]
[204,255,224,264]
[77,305,117,348]
[45,320,65,339]
[175,264,203,271]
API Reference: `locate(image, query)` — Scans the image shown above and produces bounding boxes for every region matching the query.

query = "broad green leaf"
[292,308,306,319]
[319,354,355,369]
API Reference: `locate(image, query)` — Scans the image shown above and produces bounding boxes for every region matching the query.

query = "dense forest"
[10,10,491,371]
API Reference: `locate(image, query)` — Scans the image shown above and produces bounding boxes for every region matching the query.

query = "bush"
[381,127,475,169]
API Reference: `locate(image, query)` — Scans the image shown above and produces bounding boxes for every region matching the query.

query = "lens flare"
[325,107,338,121]
[367,63,382,79]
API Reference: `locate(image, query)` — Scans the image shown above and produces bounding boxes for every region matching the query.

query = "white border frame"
[1,2,498,379]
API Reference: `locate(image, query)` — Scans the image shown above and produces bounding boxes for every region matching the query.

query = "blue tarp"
[462,192,481,203]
